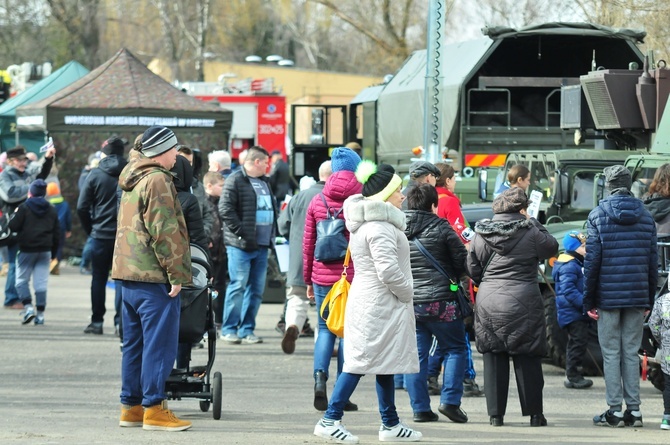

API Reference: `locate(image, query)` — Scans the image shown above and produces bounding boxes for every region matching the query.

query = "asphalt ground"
[0,263,669,444]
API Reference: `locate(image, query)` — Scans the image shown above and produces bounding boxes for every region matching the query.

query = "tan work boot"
[119,404,143,427]
[143,401,192,431]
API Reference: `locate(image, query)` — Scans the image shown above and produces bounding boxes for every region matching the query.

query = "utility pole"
[422,0,447,164]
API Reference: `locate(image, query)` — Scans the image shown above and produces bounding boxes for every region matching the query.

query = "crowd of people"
[3,128,670,440]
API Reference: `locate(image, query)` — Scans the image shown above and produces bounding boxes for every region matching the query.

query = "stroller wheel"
[213,372,222,420]
[199,401,210,412]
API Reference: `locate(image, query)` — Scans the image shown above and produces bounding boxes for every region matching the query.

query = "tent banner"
[61,115,216,128]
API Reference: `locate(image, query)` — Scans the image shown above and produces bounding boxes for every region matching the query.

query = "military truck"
[345,22,645,203]
[537,58,670,378]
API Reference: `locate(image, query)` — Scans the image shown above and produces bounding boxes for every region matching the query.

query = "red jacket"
[303,170,362,286]
[435,186,469,244]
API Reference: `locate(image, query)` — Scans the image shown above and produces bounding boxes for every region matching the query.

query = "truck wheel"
[543,288,603,376]
[648,363,665,392]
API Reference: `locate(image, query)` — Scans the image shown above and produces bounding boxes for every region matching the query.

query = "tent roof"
[0,60,89,118]
[22,48,222,112]
[16,48,232,133]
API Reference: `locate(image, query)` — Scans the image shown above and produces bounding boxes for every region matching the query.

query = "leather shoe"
[413,411,439,422]
[530,414,547,427]
[490,415,504,426]
[438,404,468,423]
[343,401,358,411]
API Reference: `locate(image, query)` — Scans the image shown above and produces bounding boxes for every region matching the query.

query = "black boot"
[314,371,328,411]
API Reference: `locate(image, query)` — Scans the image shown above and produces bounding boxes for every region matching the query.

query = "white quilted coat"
[342,194,419,375]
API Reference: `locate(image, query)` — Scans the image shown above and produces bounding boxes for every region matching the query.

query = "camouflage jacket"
[111,150,191,285]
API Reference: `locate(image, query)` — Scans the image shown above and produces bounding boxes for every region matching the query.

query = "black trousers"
[483,352,544,417]
[211,256,227,325]
[565,319,589,379]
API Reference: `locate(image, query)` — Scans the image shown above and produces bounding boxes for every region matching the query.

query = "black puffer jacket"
[219,167,277,251]
[404,210,468,304]
[468,214,558,357]
[171,156,208,250]
[77,155,127,240]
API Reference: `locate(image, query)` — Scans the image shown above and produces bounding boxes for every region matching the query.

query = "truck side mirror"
[593,173,606,204]
[556,172,570,205]
[479,169,488,201]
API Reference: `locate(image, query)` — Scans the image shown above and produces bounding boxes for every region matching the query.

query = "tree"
[46,0,102,68]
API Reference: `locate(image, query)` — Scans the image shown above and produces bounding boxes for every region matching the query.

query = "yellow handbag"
[319,248,350,338]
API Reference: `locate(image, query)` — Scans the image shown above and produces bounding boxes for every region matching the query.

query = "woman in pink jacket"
[303,147,362,412]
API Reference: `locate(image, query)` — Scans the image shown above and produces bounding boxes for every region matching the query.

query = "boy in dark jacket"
[203,171,226,331]
[552,231,593,389]
[9,179,59,325]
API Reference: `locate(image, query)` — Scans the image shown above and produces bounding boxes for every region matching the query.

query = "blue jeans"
[406,319,467,412]
[3,242,18,305]
[16,251,50,310]
[221,246,268,338]
[120,281,179,407]
[428,330,476,380]
[81,236,93,271]
[325,373,399,426]
[90,238,116,324]
[313,283,344,379]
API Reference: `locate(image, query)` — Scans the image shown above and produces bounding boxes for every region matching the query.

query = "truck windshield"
[630,166,657,199]
[570,170,597,210]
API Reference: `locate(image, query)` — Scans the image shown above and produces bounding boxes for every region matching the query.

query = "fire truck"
[181,79,286,160]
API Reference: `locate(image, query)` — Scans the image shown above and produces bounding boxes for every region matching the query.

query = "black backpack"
[314,194,348,263]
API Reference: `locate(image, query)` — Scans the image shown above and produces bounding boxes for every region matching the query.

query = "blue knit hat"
[141,126,177,158]
[331,147,361,173]
[29,179,47,198]
[563,230,586,252]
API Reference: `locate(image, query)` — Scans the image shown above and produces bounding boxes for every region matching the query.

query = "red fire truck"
[182,80,287,160]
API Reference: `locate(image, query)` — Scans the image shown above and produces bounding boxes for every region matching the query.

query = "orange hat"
[46,182,60,197]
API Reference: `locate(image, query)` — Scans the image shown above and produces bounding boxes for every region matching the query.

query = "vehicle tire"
[199,401,210,412]
[543,288,603,376]
[648,363,665,392]
[213,371,222,420]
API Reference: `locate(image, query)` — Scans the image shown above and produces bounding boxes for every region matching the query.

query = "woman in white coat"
[314,161,422,444]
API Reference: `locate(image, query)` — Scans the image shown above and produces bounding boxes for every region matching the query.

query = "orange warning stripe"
[465,154,506,167]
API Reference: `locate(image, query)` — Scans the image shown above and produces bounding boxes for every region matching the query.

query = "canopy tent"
[0,60,89,152]
[16,48,232,137]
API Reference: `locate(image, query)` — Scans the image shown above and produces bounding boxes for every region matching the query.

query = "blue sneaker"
[34,313,44,325]
[22,305,36,325]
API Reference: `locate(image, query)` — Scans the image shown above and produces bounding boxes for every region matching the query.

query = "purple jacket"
[303,170,362,286]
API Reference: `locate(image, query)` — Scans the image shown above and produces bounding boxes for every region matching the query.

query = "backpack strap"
[319,193,343,219]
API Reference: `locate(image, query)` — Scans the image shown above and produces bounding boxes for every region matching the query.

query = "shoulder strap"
[412,238,455,284]
[481,252,497,278]
[320,193,343,219]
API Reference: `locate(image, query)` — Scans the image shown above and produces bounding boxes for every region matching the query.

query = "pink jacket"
[303,170,362,286]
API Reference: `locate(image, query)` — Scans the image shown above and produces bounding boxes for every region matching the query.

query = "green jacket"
[111,150,191,285]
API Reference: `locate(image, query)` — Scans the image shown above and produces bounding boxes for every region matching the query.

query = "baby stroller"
[640,234,670,391]
[165,244,223,419]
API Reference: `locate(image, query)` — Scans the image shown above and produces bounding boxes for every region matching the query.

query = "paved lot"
[0,264,669,444]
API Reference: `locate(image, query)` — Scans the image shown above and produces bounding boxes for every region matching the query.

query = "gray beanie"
[604,165,632,191]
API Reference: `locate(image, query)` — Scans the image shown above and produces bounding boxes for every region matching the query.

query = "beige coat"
[342,194,419,375]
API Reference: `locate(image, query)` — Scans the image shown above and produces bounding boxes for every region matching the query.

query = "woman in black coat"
[467,187,558,427]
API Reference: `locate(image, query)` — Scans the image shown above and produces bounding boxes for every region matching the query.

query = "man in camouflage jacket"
[112,126,193,432]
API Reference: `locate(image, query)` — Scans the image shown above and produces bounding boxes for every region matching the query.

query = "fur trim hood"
[344,194,406,233]
[474,213,534,255]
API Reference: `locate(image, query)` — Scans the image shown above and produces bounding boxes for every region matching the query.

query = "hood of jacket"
[344,194,406,233]
[98,154,127,178]
[323,170,362,203]
[25,196,51,217]
[474,213,534,255]
[170,155,194,193]
[118,150,169,192]
[600,191,645,225]
[404,209,441,239]
[644,194,670,224]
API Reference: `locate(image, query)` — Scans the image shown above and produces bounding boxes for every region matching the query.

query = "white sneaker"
[379,421,422,442]
[314,419,359,444]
